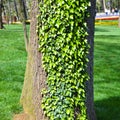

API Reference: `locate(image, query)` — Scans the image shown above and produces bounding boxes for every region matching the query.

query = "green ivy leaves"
[38,0,90,119]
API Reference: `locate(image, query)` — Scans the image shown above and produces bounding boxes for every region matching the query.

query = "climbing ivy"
[38,0,90,119]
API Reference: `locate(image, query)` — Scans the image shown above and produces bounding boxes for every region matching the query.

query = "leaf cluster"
[38,0,90,119]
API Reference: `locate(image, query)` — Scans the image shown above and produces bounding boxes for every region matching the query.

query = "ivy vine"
[38,0,90,119]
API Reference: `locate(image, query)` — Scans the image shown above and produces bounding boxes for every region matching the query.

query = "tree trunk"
[118,0,120,28]
[119,14,120,28]
[86,0,97,120]
[20,0,96,120]
[14,0,19,21]
[18,0,29,51]
[20,0,47,119]
[21,0,27,20]
[8,0,12,23]
[0,0,3,29]
[103,0,106,12]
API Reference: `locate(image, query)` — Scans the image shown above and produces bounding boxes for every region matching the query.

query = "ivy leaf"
[66,109,70,115]
[39,0,89,119]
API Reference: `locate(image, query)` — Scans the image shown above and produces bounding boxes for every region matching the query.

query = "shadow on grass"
[95,34,120,40]
[95,97,120,120]
[95,27,110,32]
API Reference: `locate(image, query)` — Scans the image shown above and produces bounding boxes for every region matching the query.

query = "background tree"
[116,0,120,27]
[14,0,19,20]
[20,0,96,120]
[1,0,30,24]
[118,13,120,27]
[0,0,3,29]
[18,0,29,51]
[103,0,106,12]
[96,0,120,13]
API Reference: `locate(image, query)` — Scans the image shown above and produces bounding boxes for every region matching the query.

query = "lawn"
[0,24,120,120]
[94,25,120,120]
[0,25,27,120]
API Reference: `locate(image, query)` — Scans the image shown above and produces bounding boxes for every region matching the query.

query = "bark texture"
[20,0,47,120]
[86,0,97,120]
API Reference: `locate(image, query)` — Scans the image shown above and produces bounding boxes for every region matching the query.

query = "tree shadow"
[95,97,120,120]
[95,27,110,32]
[95,34,120,39]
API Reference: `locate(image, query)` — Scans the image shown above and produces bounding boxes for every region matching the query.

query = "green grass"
[94,25,120,120]
[0,24,120,120]
[0,25,27,120]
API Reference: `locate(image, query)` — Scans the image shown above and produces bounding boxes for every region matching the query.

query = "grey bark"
[86,0,97,120]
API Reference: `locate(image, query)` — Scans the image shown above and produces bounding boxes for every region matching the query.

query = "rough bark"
[86,0,97,120]
[20,0,47,120]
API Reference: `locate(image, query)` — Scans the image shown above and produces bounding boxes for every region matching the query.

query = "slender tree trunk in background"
[14,0,19,20]
[8,0,12,23]
[86,0,97,120]
[110,0,112,11]
[119,15,120,28]
[18,0,29,51]
[22,0,27,20]
[22,20,29,51]
[103,0,106,12]
[0,0,3,29]
[20,0,96,120]
[20,0,47,119]
[118,0,120,28]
